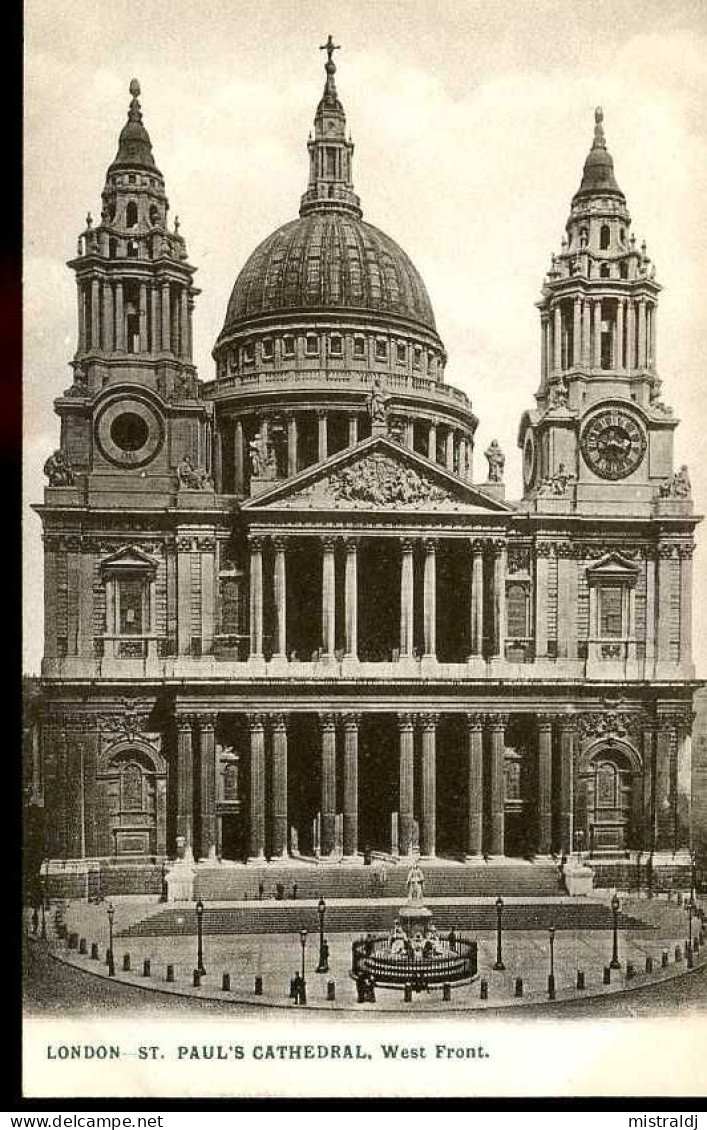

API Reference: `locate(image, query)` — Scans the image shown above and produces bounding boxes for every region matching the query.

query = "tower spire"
[573,105,623,202]
[110,77,156,171]
[300,39,362,219]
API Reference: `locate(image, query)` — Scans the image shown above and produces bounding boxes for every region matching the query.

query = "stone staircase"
[119,901,649,939]
[194,860,562,903]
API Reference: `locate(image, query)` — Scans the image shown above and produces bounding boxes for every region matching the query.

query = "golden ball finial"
[595,106,603,124]
[129,78,141,98]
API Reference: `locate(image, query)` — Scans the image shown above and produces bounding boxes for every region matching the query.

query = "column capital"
[343,536,360,554]
[316,407,328,419]
[272,535,290,552]
[558,714,578,735]
[466,711,485,732]
[677,541,695,560]
[423,537,439,554]
[470,537,486,555]
[318,711,337,732]
[176,713,198,732]
[271,712,288,733]
[401,537,416,553]
[397,711,415,731]
[321,535,337,553]
[198,714,217,733]
[419,711,439,731]
[491,537,507,555]
[248,534,264,552]
[343,712,361,731]
[247,712,266,732]
[536,712,556,731]
[487,712,509,731]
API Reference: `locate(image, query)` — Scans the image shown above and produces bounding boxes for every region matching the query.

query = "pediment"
[585,551,640,582]
[100,544,158,573]
[242,437,513,514]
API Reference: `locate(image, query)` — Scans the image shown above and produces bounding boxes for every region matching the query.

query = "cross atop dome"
[320,34,340,66]
[300,38,362,219]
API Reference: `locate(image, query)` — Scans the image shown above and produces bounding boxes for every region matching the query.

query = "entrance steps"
[193,859,562,903]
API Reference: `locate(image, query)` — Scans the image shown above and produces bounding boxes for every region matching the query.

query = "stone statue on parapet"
[484,439,505,483]
[369,377,387,425]
[43,449,74,486]
[405,861,425,904]
[249,430,277,478]
[547,377,569,410]
[537,461,576,497]
[658,464,691,499]
[176,453,211,490]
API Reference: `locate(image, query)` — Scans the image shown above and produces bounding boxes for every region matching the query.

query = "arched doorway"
[97,742,166,858]
[577,740,641,855]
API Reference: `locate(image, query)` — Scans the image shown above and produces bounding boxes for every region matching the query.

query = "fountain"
[351,863,478,991]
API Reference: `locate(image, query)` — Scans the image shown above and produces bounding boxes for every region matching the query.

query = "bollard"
[603,966,611,985]
[107,951,115,978]
[576,970,585,990]
[548,974,555,1000]
[327,980,336,1001]
[122,954,131,972]
[68,932,78,950]
[626,962,635,980]
[686,945,694,970]
[90,942,99,960]
[404,983,413,1003]
[514,977,523,998]
[222,973,231,992]
[166,963,174,983]
[675,945,683,963]
[143,958,151,978]
[254,975,263,996]
[193,969,201,988]
[677,891,683,906]
[480,979,488,1000]
[442,983,451,1002]
[661,950,669,969]
[78,937,87,955]
[645,955,654,974]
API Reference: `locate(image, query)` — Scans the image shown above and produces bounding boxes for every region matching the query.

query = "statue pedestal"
[399,903,433,937]
[564,862,594,896]
[165,846,196,902]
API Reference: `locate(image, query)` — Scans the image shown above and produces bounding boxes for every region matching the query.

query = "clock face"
[522,430,536,488]
[580,407,646,480]
[95,396,164,468]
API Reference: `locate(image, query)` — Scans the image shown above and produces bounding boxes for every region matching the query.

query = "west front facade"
[32,50,701,898]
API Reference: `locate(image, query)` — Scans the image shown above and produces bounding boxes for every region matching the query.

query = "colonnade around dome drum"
[164,706,691,864]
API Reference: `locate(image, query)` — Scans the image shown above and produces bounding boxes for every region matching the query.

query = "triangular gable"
[100,544,158,573]
[585,551,640,583]
[242,435,514,514]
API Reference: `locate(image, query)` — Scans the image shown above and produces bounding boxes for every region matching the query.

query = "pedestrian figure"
[320,938,330,973]
[363,932,374,957]
[292,882,298,900]
[289,971,299,1000]
[258,881,264,900]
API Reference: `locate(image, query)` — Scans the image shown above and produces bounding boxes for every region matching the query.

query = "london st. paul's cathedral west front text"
[33,44,700,899]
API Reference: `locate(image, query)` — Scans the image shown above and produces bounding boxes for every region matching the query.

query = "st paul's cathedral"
[32,43,700,898]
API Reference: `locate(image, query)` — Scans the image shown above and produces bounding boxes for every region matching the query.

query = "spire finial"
[129,78,141,98]
[128,77,142,123]
[320,34,340,70]
[593,105,606,149]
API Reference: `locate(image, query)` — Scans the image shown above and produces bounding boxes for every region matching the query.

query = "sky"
[23,0,707,674]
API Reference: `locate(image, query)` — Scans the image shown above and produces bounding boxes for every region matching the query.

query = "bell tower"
[56,79,211,507]
[518,108,681,517]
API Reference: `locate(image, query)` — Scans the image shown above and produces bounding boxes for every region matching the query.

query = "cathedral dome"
[221,211,437,335]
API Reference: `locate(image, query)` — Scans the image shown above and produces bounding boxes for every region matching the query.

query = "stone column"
[198,715,216,859]
[593,299,602,369]
[271,713,288,858]
[399,538,415,657]
[273,537,287,660]
[466,713,484,856]
[398,713,415,855]
[537,714,553,854]
[234,419,245,495]
[655,715,675,851]
[445,429,455,471]
[540,312,549,381]
[161,282,171,353]
[492,539,507,659]
[422,539,437,659]
[343,538,358,659]
[90,279,100,351]
[489,714,507,856]
[582,299,591,368]
[559,718,576,854]
[139,282,149,353]
[469,538,484,659]
[642,724,656,851]
[318,410,328,462]
[657,544,674,663]
[176,716,194,854]
[248,535,263,659]
[287,414,298,476]
[348,414,359,447]
[649,302,657,371]
[626,299,636,373]
[420,713,438,857]
[77,282,86,353]
[638,298,647,370]
[180,287,189,359]
[319,713,337,856]
[428,422,437,462]
[248,714,266,860]
[553,303,562,372]
[679,543,693,669]
[321,537,336,659]
[115,282,125,351]
[572,296,582,367]
[200,536,215,657]
[176,536,192,656]
[102,280,114,351]
[343,713,360,856]
[150,285,160,354]
[616,298,625,371]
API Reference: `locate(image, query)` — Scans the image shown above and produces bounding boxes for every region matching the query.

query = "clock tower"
[518,108,682,518]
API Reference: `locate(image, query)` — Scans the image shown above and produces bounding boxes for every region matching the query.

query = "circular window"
[110,412,149,452]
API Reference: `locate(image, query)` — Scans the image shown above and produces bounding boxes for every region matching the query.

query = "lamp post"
[687,897,694,950]
[39,873,46,940]
[548,926,556,998]
[609,892,621,970]
[316,897,328,973]
[195,898,206,976]
[493,896,505,971]
[106,902,115,977]
[300,929,308,1004]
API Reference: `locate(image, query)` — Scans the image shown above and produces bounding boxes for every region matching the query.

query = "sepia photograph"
[21,0,707,1101]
